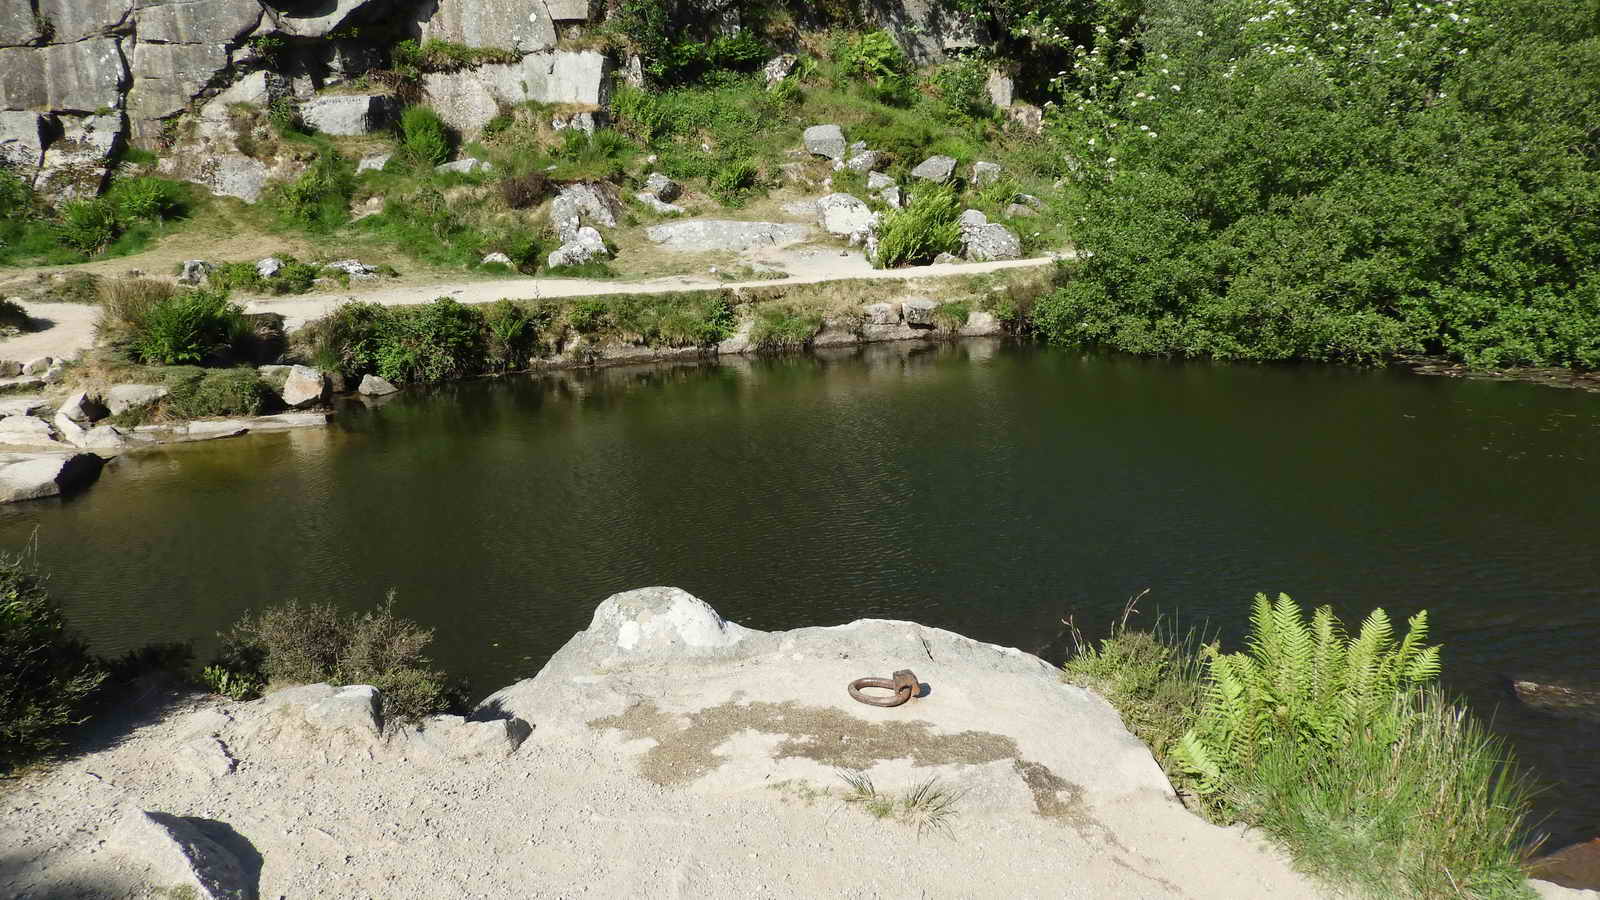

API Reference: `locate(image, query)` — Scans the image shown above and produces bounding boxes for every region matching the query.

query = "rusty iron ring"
[848,669,920,708]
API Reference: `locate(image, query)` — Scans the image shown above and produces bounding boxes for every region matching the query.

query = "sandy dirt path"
[0,255,1056,365]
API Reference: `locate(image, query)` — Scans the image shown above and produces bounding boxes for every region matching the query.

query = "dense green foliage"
[269,152,355,231]
[1035,0,1600,367]
[213,595,453,721]
[373,298,488,384]
[400,105,451,168]
[873,186,963,267]
[0,556,105,769]
[115,288,252,366]
[211,257,322,295]
[748,303,823,351]
[1,170,191,266]
[1172,594,1442,798]
[1067,594,1536,899]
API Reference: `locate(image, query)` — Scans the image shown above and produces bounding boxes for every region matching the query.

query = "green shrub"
[1037,0,1600,368]
[269,152,353,231]
[267,97,302,135]
[213,594,451,722]
[400,105,451,168]
[603,292,735,346]
[374,297,487,384]
[483,299,539,371]
[200,664,263,700]
[0,554,106,769]
[610,84,670,141]
[710,160,760,206]
[927,59,993,124]
[161,368,275,418]
[212,256,321,296]
[748,303,823,352]
[1066,595,1535,899]
[567,298,609,334]
[56,198,120,254]
[551,128,638,181]
[873,186,962,268]
[1172,594,1442,799]
[125,288,250,365]
[300,301,390,381]
[104,176,185,222]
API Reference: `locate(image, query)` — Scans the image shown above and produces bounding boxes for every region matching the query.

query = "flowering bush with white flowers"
[1034,0,1600,367]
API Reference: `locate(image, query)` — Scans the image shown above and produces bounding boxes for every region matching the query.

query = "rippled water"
[2,340,1596,845]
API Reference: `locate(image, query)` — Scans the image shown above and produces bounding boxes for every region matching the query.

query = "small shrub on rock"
[214,593,451,721]
[161,369,276,418]
[0,554,106,769]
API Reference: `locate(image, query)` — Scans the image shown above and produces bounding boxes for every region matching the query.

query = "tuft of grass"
[747,303,822,352]
[838,771,963,836]
[900,778,964,838]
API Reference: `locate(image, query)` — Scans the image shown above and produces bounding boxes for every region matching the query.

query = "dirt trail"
[0,255,1056,364]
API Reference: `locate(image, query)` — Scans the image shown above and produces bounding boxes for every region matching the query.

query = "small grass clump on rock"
[212,593,452,722]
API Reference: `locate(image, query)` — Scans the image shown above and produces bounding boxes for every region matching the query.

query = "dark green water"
[2,340,1596,845]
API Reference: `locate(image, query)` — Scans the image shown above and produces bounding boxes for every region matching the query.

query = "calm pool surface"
[4,340,1596,844]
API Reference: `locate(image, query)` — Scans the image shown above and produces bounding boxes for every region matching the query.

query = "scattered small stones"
[552,111,604,134]
[911,155,957,182]
[803,124,847,161]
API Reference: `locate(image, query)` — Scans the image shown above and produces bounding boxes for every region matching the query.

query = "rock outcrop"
[110,808,252,900]
[0,450,104,502]
[645,219,811,252]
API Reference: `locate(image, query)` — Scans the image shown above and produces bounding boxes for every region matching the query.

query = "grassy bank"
[1066,594,1538,899]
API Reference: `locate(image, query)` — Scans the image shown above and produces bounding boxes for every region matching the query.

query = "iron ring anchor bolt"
[848,669,920,707]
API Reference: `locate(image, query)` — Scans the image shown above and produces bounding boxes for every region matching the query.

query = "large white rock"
[902,298,938,326]
[300,94,394,136]
[108,808,250,900]
[962,223,1023,262]
[645,220,812,252]
[403,714,533,762]
[303,685,383,737]
[280,365,329,409]
[105,384,169,415]
[803,124,847,161]
[358,374,399,396]
[985,71,1014,108]
[815,193,876,237]
[550,182,624,243]
[971,161,1002,186]
[58,390,108,423]
[420,0,557,53]
[421,50,613,134]
[0,416,61,446]
[0,451,103,503]
[911,155,958,182]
